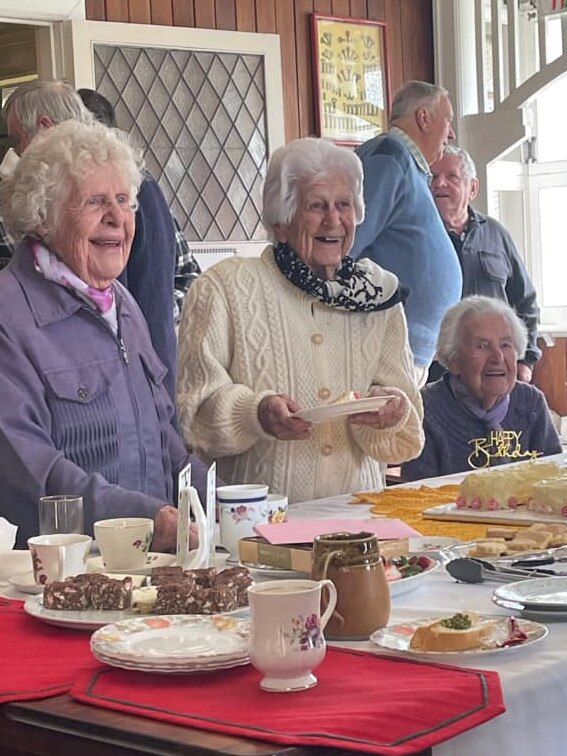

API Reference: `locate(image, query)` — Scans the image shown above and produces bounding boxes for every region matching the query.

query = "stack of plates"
[493,576,567,619]
[91,613,250,674]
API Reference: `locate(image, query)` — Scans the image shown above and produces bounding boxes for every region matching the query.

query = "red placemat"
[0,598,99,702]
[72,647,505,756]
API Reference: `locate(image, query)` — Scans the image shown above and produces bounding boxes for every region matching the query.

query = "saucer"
[87,553,176,576]
[8,572,43,595]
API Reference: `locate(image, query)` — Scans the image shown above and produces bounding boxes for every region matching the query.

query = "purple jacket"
[401,374,562,482]
[0,241,190,547]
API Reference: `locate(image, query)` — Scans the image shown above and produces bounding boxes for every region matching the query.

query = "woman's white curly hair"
[0,119,143,241]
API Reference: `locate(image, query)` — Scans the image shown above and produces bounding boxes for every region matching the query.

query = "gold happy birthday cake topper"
[467,430,540,469]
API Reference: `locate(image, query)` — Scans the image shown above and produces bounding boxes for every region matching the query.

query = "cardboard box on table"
[238,536,409,573]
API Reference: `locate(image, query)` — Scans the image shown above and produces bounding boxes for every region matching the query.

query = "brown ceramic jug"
[311,531,390,640]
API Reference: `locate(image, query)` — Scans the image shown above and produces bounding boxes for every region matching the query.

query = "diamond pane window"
[94,44,268,242]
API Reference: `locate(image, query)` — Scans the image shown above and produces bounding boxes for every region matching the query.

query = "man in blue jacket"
[350,81,462,385]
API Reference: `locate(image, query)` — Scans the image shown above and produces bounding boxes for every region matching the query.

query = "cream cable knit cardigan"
[177,247,424,503]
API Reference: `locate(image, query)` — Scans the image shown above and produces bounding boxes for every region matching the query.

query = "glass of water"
[38,495,84,536]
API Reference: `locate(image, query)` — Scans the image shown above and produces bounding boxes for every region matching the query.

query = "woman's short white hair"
[262,137,365,243]
[436,295,528,367]
[0,119,143,241]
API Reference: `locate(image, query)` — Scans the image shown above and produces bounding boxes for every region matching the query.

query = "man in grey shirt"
[430,145,540,382]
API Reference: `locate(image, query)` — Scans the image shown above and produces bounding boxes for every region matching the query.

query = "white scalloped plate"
[370,615,547,657]
[91,614,250,673]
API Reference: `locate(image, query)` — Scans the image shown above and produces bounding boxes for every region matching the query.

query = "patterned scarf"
[273,242,405,312]
[31,239,118,334]
[448,373,510,430]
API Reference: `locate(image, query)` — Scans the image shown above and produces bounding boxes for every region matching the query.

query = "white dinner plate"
[86,552,176,576]
[388,557,440,598]
[370,615,547,657]
[8,572,43,595]
[492,595,567,621]
[292,395,396,423]
[493,576,567,609]
[23,594,249,632]
[91,614,250,673]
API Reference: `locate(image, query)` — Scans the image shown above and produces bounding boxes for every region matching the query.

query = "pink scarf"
[31,239,118,334]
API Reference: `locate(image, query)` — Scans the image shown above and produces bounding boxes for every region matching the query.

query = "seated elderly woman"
[402,295,562,481]
[0,119,203,548]
[177,137,424,503]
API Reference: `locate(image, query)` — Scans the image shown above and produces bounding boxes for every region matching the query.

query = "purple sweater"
[0,242,194,546]
[401,375,562,482]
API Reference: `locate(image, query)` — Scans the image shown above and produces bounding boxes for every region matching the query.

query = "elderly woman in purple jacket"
[0,119,199,548]
[402,295,561,481]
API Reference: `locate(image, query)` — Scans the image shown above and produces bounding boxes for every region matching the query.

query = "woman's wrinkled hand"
[258,394,312,440]
[348,387,406,430]
[151,504,178,552]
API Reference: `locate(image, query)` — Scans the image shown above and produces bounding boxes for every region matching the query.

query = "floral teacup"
[247,578,337,692]
[217,484,269,559]
[94,517,153,571]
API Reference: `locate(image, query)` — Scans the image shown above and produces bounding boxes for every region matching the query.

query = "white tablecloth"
[287,455,567,756]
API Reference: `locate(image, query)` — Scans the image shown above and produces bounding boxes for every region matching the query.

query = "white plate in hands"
[292,395,396,424]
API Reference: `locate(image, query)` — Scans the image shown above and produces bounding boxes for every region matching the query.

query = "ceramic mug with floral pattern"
[217,484,269,559]
[247,578,337,692]
[28,533,92,585]
[94,517,153,570]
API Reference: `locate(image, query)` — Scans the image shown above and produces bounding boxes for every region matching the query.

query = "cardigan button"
[318,388,331,400]
[311,333,323,345]
[321,445,333,456]
[77,386,89,399]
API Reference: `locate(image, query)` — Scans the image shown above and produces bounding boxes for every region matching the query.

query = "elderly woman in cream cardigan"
[177,137,424,503]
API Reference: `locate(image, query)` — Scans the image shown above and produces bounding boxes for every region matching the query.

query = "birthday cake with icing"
[457,462,562,511]
[529,473,567,518]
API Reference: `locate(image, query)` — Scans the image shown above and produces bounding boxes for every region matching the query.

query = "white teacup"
[28,533,92,585]
[94,517,153,571]
[217,484,269,559]
[248,578,337,692]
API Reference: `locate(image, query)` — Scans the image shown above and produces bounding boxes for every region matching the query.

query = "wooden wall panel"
[350,0,368,20]
[275,0,299,142]
[171,0,194,27]
[128,0,150,24]
[85,0,435,141]
[400,0,433,85]
[105,0,129,22]
[295,0,314,138]
[313,0,332,14]
[85,0,105,21]
[215,0,237,30]
[533,339,567,416]
[194,0,216,28]
[150,0,173,25]
[235,0,256,32]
